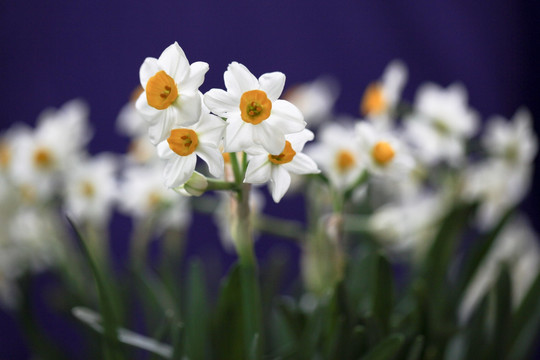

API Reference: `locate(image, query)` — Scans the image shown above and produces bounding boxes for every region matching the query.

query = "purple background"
[1,1,540,358]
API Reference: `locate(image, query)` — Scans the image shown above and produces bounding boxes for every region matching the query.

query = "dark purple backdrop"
[1,1,539,358]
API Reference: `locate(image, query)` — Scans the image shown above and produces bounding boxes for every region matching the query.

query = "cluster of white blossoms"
[134,42,321,203]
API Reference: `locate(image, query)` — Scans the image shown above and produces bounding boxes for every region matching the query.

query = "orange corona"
[240,90,272,125]
[146,71,179,110]
[268,141,296,165]
[167,129,199,156]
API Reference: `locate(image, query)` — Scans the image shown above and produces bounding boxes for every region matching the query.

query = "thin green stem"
[206,178,240,192]
[229,152,243,186]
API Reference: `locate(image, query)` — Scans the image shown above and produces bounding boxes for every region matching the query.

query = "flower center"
[240,90,272,125]
[147,191,162,208]
[336,150,356,172]
[33,147,54,169]
[80,181,95,198]
[0,142,10,169]
[372,141,395,165]
[146,70,179,110]
[167,128,199,156]
[361,83,386,116]
[268,141,296,165]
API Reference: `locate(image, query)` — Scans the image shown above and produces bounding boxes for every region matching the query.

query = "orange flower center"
[268,141,296,165]
[146,70,179,110]
[147,191,162,208]
[167,128,199,156]
[336,150,356,172]
[240,90,272,125]
[0,142,10,169]
[372,141,395,165]
[80,181,95,198]
[361,82,386,116]
[33,147,54,169]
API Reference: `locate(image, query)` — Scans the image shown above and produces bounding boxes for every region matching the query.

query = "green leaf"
[406,335,424,360]
[372,252,394,336]
[67,217,123,360]
[184,259,208,360]
[486,264,512,359]
[361,333,404,360]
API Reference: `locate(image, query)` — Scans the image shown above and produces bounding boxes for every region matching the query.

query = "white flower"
[136,42,209,145]
[462,160,531,230]
[306,122,365,191]
[404,83,479,166]
[459,215,540,324]
[117,163,191,231]
[356,121,414,178]
[156,110,226,188]
[482,107,538,166]
[204,62,305,155]
[244,129,319,203]
[64,154,118,226]
[117,86,148,138]
[283,76,339,128]
[360,60,408,128]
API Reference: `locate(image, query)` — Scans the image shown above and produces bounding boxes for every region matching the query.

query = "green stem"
[206,178,240,192]
[255,215,304,241]
[229,152,243,185]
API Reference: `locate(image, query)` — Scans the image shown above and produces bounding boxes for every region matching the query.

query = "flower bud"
[173,171,208,197]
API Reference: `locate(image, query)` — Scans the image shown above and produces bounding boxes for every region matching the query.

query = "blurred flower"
[136,42,209,144]
[283,76,339,128]
[360,60,408,129]
[404,83,478,166]
[356,121,414,178]
[244,129,320,203]
[156,110,226,188]
[204,62,305,155]
[462,159,531,230]
[459,215,540,323]
[306,122,365,192]
[482,107,538,167]
[64,154,118,226]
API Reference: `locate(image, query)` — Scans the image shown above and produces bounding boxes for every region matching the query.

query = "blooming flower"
[156,110,226,188]
[482,107,538,167]
[356,121,414,178]
[136,42,209,145]
[360,60,407,129]
[306,122,365,192]
[64,154,117,226]
[404,83,478,166]
[204,62,305,155]
[244,129,320,202]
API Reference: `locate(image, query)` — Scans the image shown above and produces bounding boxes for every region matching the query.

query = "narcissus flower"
[360,60,407,128]
[204,62,305,155]
[136,42,209,145]
[356,121,414,178]
[244,129,319,202]
[306,122,365,191]
[156,111,226,188]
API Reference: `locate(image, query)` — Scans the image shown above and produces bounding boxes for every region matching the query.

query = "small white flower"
[482,107,538,166]
[156,111,226,188]
[204,62,306,155]
[306,122,365,191]
[360,60,408,129]
[404,83,478,165]
[136,42,209,145]
[459,215,540,324]
[64,154,118,226]
[244,129,320,203]
[283,76,339,128]
[356,121,414,178]
[462,159,531,230]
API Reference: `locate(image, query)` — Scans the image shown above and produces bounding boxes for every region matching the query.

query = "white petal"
[163,155,197,188]
[203,89,239,117]
[181,61,209,93]
[244,155,271,184]
[147,107,178,145]
[156,141,175,160]
[196,143,224,178]
[268,100,306,133]
[283,153,320,175]
[139,58,160,87]
[286,129,314,152]
[157,42,189,80]
[253,122,286,155]
[259,72,285,102]
[135,93,160,120]
[270,165,291,203]
[175,92,201,127]
[225,62,259,94]
[224,117,254,152]
[195,113,227,145]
